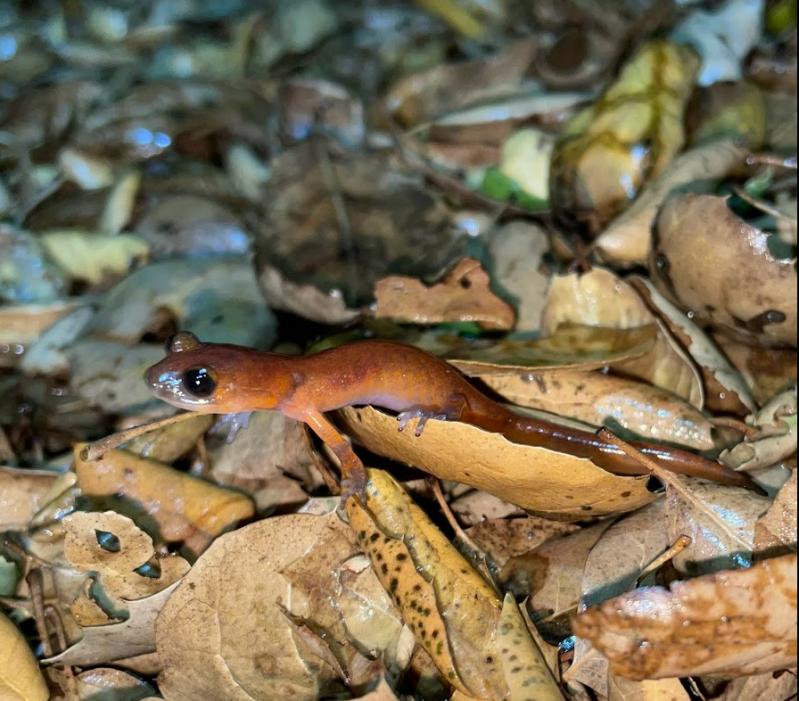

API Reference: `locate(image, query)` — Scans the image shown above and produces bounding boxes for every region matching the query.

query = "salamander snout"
[145,361,219,410]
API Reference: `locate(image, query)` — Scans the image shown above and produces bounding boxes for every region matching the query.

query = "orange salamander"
[145,332,759,499]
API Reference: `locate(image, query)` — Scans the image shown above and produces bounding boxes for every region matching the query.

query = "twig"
[80,412,200,461]
[637,534,692,582]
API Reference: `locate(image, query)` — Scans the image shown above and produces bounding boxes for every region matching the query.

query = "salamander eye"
[182,367,217,398]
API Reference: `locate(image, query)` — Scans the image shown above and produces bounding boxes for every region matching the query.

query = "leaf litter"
[0,2,796,700]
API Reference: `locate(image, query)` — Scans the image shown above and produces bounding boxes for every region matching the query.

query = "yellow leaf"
[0,610,48,701]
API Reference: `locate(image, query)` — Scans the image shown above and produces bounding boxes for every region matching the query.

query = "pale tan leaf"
[608,674,690,701]
[340,406,655,517]
[572,554,797,679]
[712,668,797,700]
[45,581,179,667]
[540,268,704,407]
[156,513,358,701]
[0,467,63,530]
[0,610,49,701]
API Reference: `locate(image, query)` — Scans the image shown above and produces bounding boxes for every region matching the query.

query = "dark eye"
[182,367,216,397]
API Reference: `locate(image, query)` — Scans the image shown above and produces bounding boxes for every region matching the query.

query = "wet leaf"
[572,553,797,679]
[754,470,797,553]
[374,257,515,330]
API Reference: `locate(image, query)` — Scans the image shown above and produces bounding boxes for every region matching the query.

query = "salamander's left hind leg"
[299,409,368,504]
[397,392,468,437]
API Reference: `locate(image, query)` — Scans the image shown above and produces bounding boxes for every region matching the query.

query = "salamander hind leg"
[397,393,468,437]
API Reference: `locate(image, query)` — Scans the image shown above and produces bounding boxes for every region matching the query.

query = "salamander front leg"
[301,409,367,504]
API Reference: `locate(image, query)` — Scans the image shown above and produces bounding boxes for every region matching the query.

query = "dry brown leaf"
[572,553,797,679]
[74,443,254,547]
[45,581,179,667]
[0,610,49,701]
[540,269,704,407]
[665,478,769,573]
[467,518,580,570]
[208,411,325,511]
[754,470,797,553]
[651,194,797,348]
[0,300,81,346]
[501,522,613,640]
[608,675,690,701]
[124,413,214,463]
[155,512,358,701]
[63,511,189,600]
[477,369,714,450]
[340,405,655,517]
[373,257,515,331]
[595,139,749,267]
[346,469,506,699]
[447,324,659,376]
[580,500,670,608]
[715,335,797,405]
[71,667,155,701]
[450,490,524,526]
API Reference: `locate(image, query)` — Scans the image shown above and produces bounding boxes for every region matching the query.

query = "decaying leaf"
[550,41,700,232]
[340,405,655,517]
[723,385,798,472]
[0,610,49,701]
[595,139,749,267]
[572,553,797,679]
[374,257,514,330]
[0,466,66,529]
[74,443,255,547]
[651,194,797,348]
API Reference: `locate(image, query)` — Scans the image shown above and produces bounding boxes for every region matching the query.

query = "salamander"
[145,332,760,499]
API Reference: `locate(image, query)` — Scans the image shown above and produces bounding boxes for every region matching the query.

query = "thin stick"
[637,534,692,582]
[428,478,481,555]
[80,412,201,461]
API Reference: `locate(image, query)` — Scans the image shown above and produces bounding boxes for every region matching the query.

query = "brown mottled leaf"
[501,522,612,640]
[340,406,655,517]
[374,257,515,331]
[467,518,580,570]
[572,554,797,679]
[346,469,506,699]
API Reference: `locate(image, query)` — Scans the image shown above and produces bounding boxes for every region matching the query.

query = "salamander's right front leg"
[300,409,368,504]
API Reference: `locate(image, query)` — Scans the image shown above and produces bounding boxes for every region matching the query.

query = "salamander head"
[144,331,289,413]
